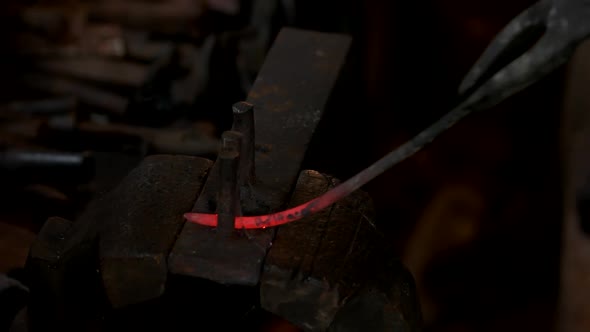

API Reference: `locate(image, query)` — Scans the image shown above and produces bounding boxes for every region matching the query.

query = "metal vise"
[25,28,421,332]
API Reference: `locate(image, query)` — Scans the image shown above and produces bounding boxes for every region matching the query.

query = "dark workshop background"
[0,0,562,331]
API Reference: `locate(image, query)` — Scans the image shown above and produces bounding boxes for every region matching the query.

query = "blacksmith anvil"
[24,28,421,332]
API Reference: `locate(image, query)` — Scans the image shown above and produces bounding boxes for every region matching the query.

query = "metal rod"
[231,102,255,184]
[216,149,240,236]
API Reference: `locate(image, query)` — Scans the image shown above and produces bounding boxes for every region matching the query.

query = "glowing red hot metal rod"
[184,104,472,229]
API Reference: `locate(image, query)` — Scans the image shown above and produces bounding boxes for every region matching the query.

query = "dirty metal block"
[27,155,213,329]
[26,170,132,332]
[99,155,213,308]
[169,27,352,285]
[260,170,382,331]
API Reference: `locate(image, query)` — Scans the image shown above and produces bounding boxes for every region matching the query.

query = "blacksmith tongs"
[458,0,590,110]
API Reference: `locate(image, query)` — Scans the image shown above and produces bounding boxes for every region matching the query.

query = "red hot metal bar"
[185,98,472,229]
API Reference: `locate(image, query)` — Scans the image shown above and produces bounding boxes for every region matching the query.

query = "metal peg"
[216,146,240,236]
[231,101,255,184]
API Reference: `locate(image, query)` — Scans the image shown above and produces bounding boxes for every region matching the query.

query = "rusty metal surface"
[245,27,351,212]
[558,39,590,332]
[99,155,212,308]
[26,155,213,329]
[169,27,352,285]
[260,170,380,331]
